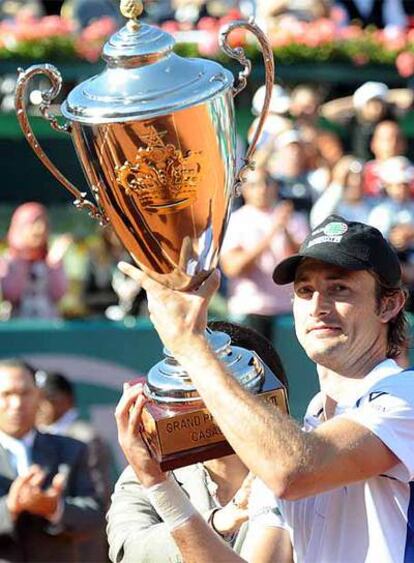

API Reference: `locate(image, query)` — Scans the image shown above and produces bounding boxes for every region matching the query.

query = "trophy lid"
[61,0,234,124]
[145,329,265,404]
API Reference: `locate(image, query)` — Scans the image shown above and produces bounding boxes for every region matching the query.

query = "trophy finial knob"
[120,0,143,29]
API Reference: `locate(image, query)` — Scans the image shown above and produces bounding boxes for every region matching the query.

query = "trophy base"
[140,369,288,471]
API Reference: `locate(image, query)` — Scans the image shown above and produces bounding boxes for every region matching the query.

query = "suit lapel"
[0,444,16,495]
[0,444,16,480]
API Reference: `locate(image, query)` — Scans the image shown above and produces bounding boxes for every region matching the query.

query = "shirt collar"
[307,359,403,422]
[0,428,36,453]
[44,408,78,435]
[336,358,403,411]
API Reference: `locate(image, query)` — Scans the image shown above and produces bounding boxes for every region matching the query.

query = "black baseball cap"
[273,215,401,286]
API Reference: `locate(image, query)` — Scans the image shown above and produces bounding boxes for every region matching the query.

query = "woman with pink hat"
[0,202,70,318]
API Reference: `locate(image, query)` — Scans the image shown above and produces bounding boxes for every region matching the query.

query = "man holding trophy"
[14,0,414,559]
[116,215,414,562]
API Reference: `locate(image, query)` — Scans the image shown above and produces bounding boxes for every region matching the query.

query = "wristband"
[146,476,197,531]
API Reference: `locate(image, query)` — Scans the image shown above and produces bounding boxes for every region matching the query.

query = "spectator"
[0,358,104,562]
[321,82,412,160]
[36,370,112,506]
[0,203,70,319]
[304,128,345,194]
[0,0,43,19]
[255,0,329,29]
[310,155,372,227]
[334,0,408,29]
[107,321,287,563]
[248,84,292,150]
[267,129,316,214]
[36,370,113,562]
[142,0,174,23]
[61,0,122,29]
[289,84,323,131]
[368,156,414,239]
[172,0,238,24]
[363,120,408,198]
[83,227,143,319]
[368,156,414,316]
[351,82,397,160]
[220,167,309,341]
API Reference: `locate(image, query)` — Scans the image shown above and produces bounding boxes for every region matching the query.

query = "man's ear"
[379,291,406,323]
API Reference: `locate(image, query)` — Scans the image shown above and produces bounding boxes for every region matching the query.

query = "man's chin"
[306,341,344,365]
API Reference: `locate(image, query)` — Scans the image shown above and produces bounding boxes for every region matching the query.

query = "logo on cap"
[323,222,348,236]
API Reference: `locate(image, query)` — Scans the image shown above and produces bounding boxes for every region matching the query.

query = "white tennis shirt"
[249,359,414,563]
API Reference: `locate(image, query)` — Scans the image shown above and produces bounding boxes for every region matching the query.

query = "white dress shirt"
[0,429,35,475]
[43,407,78,435]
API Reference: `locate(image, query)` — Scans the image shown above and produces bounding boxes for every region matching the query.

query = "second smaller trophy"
[141,328,288,470]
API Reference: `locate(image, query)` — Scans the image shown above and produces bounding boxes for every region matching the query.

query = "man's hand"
[117,263,220,357]
[6,465,66,520]
[26,472,66,519]
[7,465,44,519]
[115,381,166,488]
[211,473,254,536]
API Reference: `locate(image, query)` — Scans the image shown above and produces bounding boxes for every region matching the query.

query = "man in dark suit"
[36,370,112,562]
[0,358,105,562]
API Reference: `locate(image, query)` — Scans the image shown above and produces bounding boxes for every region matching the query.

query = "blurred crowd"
[0,203,146,321]
[2,79,414,338]
[1,0,414,339]
[2,0,414,29]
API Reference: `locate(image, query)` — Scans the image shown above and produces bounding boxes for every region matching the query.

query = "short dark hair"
[0,358,37,381]
[35,371,74,399]
[207,320,288,390]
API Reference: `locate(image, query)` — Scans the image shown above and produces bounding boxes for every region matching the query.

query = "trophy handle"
[15,64,106,224]
[219,19,275,195]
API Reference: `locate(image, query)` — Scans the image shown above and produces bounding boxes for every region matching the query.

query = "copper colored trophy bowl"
[14,16,275,290]
[71,95,236,290]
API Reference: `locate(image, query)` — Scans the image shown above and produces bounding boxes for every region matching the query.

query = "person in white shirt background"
[114,214,413,562]
[220,166,309,341]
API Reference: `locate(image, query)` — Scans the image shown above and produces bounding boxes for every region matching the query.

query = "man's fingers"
[118,261,143,281]
[128,394,147,432]
[24,465,45,488]
[28,473,46,490]
[118,262,166,298]
[196,269,221,300]
[50,472,66,495]
[115,383,145,427]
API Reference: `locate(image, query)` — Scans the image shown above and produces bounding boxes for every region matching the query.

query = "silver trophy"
[15,0,287,469]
